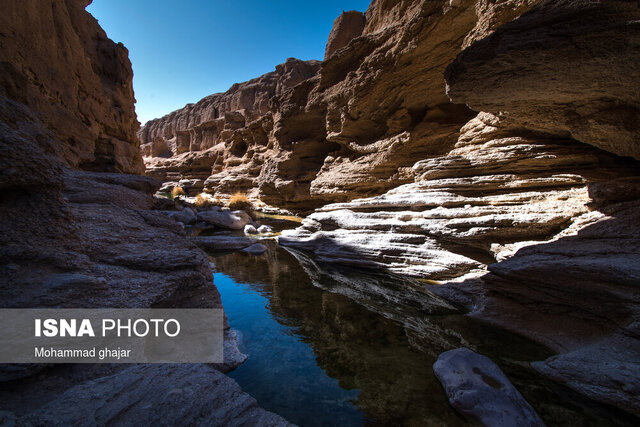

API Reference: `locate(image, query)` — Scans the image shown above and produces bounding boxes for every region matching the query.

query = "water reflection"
[211,242,616,426]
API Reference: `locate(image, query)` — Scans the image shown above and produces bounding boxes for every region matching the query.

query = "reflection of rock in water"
[283,246,475,357]
[212,244,468,425]
[212,244,619,425]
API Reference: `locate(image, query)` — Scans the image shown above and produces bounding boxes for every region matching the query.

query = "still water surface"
[211,243,620,426]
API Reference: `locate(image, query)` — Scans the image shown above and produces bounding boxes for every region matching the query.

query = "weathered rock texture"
[0,0,143,173]
[17,364,290,426]
[433,347,544,426]
[277,0,640,417]
[142,0,540,212]
[324,11,365,59]
[281,112,639,278]
[445,0,640,160]
[139,58,325,210]
[0,0,285,423]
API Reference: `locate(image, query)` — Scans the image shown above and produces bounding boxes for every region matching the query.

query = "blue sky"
[87,0,371,124]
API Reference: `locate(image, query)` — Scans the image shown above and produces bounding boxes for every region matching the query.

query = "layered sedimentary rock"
[141,0,547,211]
[0,0,143,173]
[324,11,365,59]
[279,0,640,416]
[139,58,325,209]
[0,0,284,422]
[445,0,640,160]
[281,112,639,277]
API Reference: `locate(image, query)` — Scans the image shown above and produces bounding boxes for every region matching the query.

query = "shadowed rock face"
[0,0,286,423]
[0,0,143,174]
[445,0,640,160]
[14,365,291,426]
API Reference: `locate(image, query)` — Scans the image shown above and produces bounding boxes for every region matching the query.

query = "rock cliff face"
[139,58,324,210]
[276,0,640,416]
[141,0,529,212]
[324,11,365,59]
[445,0,640,160]
[0,0,143,174]
[0,0,286,423]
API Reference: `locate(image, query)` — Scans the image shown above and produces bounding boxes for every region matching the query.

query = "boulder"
[166,207,196,225]
[257,225,274,233]
[244,224,258,234]
[194,235,256,252]
[433,348,544,426]
[242,243,268,256]
[197,209,252,230]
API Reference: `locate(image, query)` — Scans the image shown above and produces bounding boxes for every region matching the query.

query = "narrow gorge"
[1,0,639,426]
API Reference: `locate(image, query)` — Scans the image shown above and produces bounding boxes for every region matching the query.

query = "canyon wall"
[139,0,640,416]
[0,0,143,174]
[0,1,287,423]
[280,0,640,416]
[141,1,536,212]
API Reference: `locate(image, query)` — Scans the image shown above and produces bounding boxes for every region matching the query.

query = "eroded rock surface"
[433,348,544,426]
[139,57,324,211]
[445,0,640,160]
[20,364,291,426]
[324,11,365,59]
[139,0,551,212]
[0,0,287,423]
[0,0,143,173]
[281,112,639,279]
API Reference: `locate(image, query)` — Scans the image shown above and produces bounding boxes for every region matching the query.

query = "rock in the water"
[244,224,258,234]
[433,348,544,427]
[197,209,252,230]
[217,329,249,373]
[242,243,268,256]
[257,225,274,234]
[19,364,291,426]
[165,207,196,224]
[194,235,256,252]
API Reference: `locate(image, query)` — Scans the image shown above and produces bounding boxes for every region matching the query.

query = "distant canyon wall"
[140,0,554,212]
